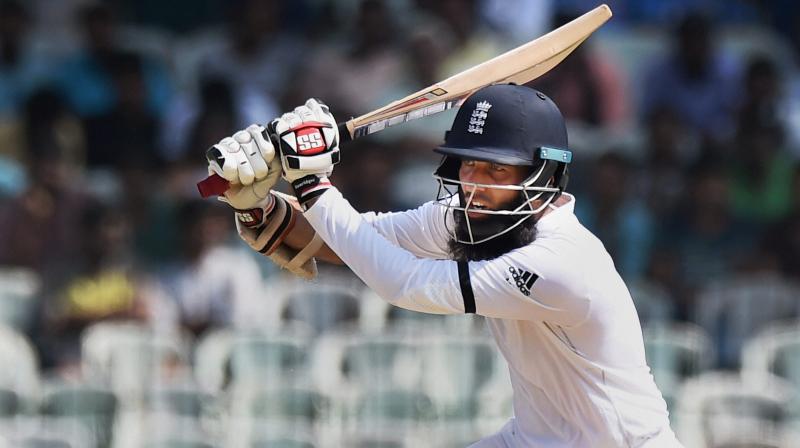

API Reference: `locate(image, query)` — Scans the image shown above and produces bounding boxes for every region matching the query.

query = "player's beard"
[448,192,539,262]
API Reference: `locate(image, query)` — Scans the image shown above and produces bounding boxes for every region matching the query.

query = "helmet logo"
[467,101,492,134]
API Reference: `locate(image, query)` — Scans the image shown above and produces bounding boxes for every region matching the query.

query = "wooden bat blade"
[344,4,612,139]
[503,37,588,85]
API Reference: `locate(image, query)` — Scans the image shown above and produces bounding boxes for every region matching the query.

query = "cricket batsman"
[206,84,683,447]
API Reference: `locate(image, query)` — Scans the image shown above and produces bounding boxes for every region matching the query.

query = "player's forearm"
[306,188,466,314]
[280,209,343,265]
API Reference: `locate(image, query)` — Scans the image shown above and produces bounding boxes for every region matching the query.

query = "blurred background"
[0,0,799,447]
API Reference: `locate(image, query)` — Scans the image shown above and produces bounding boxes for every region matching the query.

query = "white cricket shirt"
[304,188,680,447]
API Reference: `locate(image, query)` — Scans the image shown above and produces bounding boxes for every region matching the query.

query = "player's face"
[458,160,530,218]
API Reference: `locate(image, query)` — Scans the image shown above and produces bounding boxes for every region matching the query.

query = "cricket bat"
[197,4,612,198]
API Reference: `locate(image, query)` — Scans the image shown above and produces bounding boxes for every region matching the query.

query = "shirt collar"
[535,193,576,235]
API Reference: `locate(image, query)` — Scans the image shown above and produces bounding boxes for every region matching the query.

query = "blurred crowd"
[0,0,800,378]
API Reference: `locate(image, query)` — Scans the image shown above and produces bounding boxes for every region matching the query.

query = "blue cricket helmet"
[432,84,573,245]
[434,84,571,193]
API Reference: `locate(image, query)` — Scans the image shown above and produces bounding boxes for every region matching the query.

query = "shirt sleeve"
[306,188,591,325]
[360,201,451,259]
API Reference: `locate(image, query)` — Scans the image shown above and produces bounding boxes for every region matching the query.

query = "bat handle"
[197,173,230,198]
[338,121,352,144]
[197,121,353,198]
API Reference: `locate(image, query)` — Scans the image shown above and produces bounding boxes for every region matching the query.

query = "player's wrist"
[234,193,276,229]
[290,174,331,210]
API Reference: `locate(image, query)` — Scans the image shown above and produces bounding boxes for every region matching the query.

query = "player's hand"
[206,124,282,212]
[270,98,340,209]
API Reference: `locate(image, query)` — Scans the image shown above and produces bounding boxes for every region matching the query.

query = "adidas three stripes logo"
[506,266,538,296]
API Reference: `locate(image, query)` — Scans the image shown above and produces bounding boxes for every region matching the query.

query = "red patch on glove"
[289,122,330,156]
[235,208,265,228]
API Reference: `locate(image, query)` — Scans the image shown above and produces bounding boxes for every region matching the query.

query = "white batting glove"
[270,99,340,209]
[206,124,282,220]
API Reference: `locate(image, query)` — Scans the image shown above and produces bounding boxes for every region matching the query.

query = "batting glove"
[270,99,340,209]
[206,124,283,226]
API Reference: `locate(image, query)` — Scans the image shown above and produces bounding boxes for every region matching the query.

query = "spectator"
[182,77,238,165]
[82,52,162,169]
[156,200,267,337]
[39,203,156,372]
[737,55,783,134]
[345,23,457,145]
[138,79,236,268]
[19,88,86,171]
[641,12,740,145]
[387,136,448,210]
[430,0,504,81]
[0,90,87,280]
[728,121,795,225]
[331,139,396,213]
[636,250,686,321]
[292,0,406,118]
[637,105,698,221]
[56,2,172,117]
[0,0,52,117]
[197,0,289,118]
[659,164,756,308]
[530,12,629,129]
[574,152,654,281]
[139,78,241,263]
[756,0,800,60]
[763,165,800,280]
[382,26,456,136]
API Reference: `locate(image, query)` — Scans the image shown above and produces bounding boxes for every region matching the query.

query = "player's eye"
[491,163,506,172]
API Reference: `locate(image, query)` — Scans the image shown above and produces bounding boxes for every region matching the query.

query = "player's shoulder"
[490,241,592,319]
[505,238,577,275]
[501,216,602,280]
[415,197,451,223]
[500,225,615,302]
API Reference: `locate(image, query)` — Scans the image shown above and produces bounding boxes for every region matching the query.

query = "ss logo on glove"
[269,98,340,208]
[278,121,335,157]
[296,127,325,154]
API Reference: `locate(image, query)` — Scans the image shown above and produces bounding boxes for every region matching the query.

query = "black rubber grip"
[337,122,352,143]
